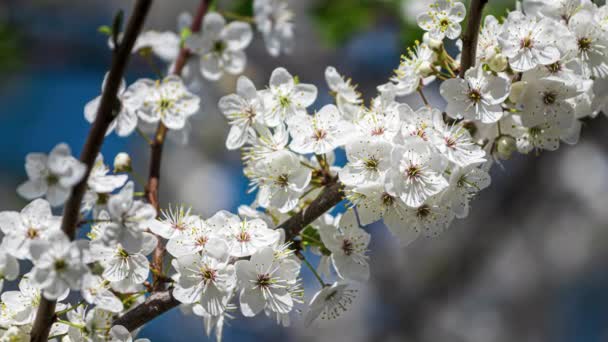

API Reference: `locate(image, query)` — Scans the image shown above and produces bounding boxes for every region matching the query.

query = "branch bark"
[147,0,211,292]
[279,179,345,241]
[29,1,153,341]
[112,290,180,331]
[459,0,488,77]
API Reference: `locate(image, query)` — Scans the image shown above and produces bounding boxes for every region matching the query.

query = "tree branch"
[147,0,211,292]
[459,0,488,77]
[112,290,180,331]
[280,178,345,241]
[29,1,153,341]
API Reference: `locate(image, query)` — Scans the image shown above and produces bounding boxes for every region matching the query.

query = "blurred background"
[2,0,608,341]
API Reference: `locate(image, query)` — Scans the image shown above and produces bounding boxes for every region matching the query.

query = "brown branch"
[147,0,211,292]
[459,0,488,77]
[113,289,180,331]
[280,179,345,241]
[29,1,153,341]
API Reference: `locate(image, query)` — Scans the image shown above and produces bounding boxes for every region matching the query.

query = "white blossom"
[17,143,86,207]
[325,66,362,120]
[261,67,317,124]
[249,150,311,213]
[135,75,200,130]
[319,211,370,282]
[212,211,280,258]
[386,143,449,208]
[0,199,60,259]
[28,231,89,300]
[440,65,510,123]
[416,0,466,40]
[84,74,143,137]
[288,104,352,155]
[235,246,300,316]
[253,0,295,56]
[80,274,124,313]
[89,232,156,292]
[498,11,560,72]
[219,76,268,150]
[304,282,358,326]
[187,13,253,80]
[172,239,236,315]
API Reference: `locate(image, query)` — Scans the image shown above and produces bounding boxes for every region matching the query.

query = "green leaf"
[97,25,112,36]
[300,226,331,255]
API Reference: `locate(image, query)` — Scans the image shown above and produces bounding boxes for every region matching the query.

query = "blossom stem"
[128,169,148,190]
[417,87,430,106]
[219,10,255,23]
[296,251,326,287]
[136,127,154,145]
[48,333,68,340]
[459,0,488,77]
[54,301,85,317]
[56,319,85,330]
[29,1,153,341]
[146,0,212,292]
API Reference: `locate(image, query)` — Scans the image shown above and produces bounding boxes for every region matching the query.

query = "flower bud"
[495,135,517,160]
[419,61,434,77]
[488,53,508,72]
[509,81,526,104]
[113,152,132,173]
[427,37,443,51]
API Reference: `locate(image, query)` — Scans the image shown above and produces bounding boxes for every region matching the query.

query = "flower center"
[416,205,431,219]
[542,92,556,105]
[118,248,129,259]
[406,165,422,180]
[213,40,226,53]
[201,267,217,284]
[371,127,385,136]
[578,37,592,52]
[54,259,67,272]
[546,62,562,74]
[279,95,291,108]
[445,136,457,148]
[468,89,482,104]
[520,36,534,49]
[46,174,59,186]
[363,157,379,171]
[275,174,290,187]
[256,273,272,288]
[381,192,395,207]
[341,239,354,256]
[195,236,208,247]
[314,129,328,141]
[439,18,450,32]
[236,231,251,243]
[159,98,173,111]
[27,227,39,239]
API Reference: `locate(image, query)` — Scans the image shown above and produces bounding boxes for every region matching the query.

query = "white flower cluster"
[4,0,608,341]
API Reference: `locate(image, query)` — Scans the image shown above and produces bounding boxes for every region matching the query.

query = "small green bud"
[113,152,132,173]
[495,135,517,160]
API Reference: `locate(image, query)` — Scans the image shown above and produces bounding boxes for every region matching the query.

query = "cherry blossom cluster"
[2,0,608,341]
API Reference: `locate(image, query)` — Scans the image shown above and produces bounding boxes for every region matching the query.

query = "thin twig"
[459,0,488,77]
[146,0,212,292]
[296,251,327,287]
[29,1,153,341]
